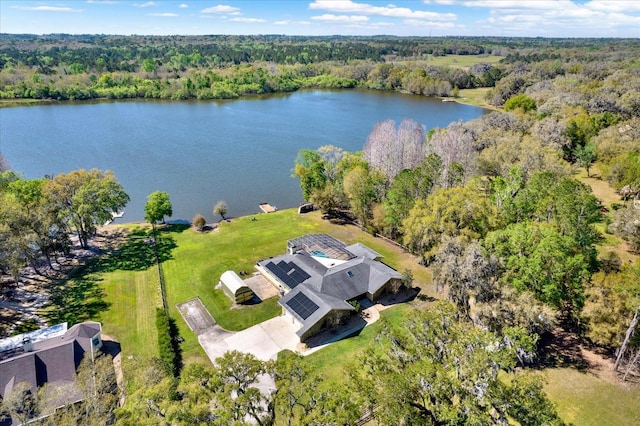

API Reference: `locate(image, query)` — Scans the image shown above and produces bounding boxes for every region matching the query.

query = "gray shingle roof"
[266,235,402,340]
[0,322,101,399]
[344,242,382,260]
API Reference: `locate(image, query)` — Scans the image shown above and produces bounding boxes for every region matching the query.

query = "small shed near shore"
[220,271,254,304]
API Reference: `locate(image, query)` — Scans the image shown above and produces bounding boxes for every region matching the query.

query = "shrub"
[504,94,536,112]
[192,213,206,231]
[155,308,182,376]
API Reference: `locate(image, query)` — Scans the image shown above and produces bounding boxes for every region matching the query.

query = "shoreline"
[0,87,496,110]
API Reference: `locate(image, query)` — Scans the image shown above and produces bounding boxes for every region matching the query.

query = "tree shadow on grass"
[97,227,178,272]
[42,266,110,326]
[40,225,181,326]
[535,328,591,372]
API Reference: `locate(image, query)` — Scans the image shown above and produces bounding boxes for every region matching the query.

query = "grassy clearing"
[576,164,622,209]
[544,368,640,425]
[425,54,503,68]
[575,165,638,263]
[456,87,495,108]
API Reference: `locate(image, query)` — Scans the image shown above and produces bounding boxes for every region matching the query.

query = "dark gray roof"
[279,287,354,337]
[345,242,383,260]
[267,236,402,339]
[304,257,402,301]
[0,322,101,399]
[258,252,327,291]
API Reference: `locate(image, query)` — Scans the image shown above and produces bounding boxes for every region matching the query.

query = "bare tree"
[614,309,639,374]
[364,119,426,180]
[428,121,477,188]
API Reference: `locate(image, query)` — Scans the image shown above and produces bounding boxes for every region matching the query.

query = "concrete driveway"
[198,315,299,363]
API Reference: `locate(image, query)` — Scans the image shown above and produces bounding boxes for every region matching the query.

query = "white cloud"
[179,3,188,8]
[311,14,369,22]
[423,0,456,4]
[148,13,179,17]
[467,0,640,36]
[274,20,311,25]
[201,5,241,14]
[10,5,83,12]
[309,0,456,21]
[86,0,120,4]
[134,1,156,8]
[229,17,266,23]
[585,0,640,13]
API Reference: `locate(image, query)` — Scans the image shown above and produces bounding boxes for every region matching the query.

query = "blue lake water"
[0,90,486,222]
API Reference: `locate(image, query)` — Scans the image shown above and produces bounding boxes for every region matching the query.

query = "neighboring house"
[257,234,402,342]
[0,322,103,401]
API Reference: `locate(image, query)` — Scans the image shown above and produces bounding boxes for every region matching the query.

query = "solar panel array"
[286,292,319,320]
[264,260,310,289]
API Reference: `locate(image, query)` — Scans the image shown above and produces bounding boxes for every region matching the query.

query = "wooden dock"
[259,203,277,213]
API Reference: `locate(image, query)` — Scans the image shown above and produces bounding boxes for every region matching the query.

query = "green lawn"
[457,87,497,109]
[304,303,413,385]
[544,368,640,425]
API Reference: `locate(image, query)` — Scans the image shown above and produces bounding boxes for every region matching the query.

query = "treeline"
[0,35,637,103]
[2,34,633,70]
[0,34,527,70]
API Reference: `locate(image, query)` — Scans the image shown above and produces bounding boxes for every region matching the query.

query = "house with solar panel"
[256,234,403,343]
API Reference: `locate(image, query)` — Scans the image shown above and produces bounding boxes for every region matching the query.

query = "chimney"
[22,337,34,353]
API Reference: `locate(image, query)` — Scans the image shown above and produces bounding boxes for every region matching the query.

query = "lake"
[0,90,486,222]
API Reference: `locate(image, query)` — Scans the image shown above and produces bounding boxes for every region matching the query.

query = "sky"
[1,0,639,38]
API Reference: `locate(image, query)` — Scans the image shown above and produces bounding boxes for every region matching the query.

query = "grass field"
[425,54,503,68]
[304,303,413,385]
[457,87,497,109]
[544,368,640,425]
[576,164,639,264]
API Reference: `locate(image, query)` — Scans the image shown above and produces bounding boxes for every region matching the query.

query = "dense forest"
[1,35,639,424]
[0,34,637,102]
